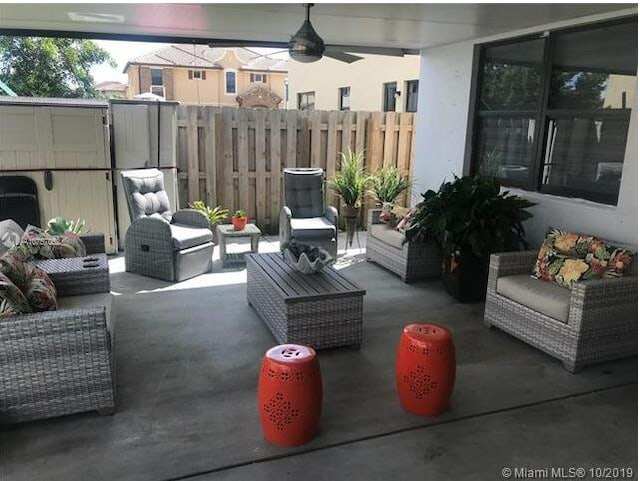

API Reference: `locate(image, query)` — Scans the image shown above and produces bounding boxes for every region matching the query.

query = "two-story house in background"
[124,46,288,108]
[287,53,420,112]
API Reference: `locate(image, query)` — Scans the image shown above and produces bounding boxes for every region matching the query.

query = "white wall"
[411,41,474,196]
[412,9,638,246]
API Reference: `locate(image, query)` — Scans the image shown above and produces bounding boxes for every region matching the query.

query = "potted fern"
[329,148,370,247]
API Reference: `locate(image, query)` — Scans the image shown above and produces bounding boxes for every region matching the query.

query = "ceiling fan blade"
[323,51,364,63]
[207,40,289,49]
[326,45,419,57]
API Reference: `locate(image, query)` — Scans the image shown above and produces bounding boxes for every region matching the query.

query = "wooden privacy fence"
[176,106,416,234]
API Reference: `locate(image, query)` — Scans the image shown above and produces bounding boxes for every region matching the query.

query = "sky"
[90,39,288,84]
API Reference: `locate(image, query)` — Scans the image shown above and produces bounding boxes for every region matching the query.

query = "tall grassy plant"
[370,166,411,205]
[329,148,371,208]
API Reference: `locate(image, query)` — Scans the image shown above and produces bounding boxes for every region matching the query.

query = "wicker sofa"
[365,208,441,282]
[484,250,637,372]
[0,235,115,424]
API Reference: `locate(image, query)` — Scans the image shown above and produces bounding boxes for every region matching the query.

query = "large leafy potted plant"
[329,148,370,247]
[369,166,411,207]
[405,175,535,302]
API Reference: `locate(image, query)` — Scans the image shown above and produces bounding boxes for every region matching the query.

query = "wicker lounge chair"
[121,169,214,281]
[365,208,441,282]
[484,249,637,372]
[279,168,338,260]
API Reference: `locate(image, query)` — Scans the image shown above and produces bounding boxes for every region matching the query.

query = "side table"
[216,223,261,267]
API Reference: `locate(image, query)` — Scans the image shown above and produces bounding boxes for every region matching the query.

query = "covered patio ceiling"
[0,3,633,50]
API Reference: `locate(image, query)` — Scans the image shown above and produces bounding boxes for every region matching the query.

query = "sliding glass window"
[470,17,637,205]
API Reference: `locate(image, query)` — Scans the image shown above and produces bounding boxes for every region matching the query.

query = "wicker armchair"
[484,250,638,372]
[279,168,338,260]
[121,169,214,282]
[365,208,441,282]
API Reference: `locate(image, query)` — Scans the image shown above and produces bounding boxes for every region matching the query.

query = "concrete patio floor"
[0,233,637,481]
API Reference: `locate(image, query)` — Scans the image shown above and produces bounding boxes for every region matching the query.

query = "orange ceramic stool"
[396,324,456,416]
[258,344,322,446]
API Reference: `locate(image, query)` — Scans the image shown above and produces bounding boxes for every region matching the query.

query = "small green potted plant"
[232,209,248,231]
[405,175,535,302]
[370,165,411,207]
[189,200,229,243]
[329,148,371,246]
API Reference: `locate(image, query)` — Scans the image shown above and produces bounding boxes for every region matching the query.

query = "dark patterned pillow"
[23,265,57,312]
[0,271,32,319]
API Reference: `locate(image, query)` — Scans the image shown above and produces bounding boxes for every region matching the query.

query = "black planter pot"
[441,250,490,303]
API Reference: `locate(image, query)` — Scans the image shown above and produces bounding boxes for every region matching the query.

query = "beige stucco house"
[287,53,420,112]
[124,46,288,108]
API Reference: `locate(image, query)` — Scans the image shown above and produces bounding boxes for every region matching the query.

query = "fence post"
[204,107,217,207]
[187,107,199,203]
[269,110,282,233]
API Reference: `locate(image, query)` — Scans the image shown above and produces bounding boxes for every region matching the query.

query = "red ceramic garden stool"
[396,323,456,416]
[258,344,323,447]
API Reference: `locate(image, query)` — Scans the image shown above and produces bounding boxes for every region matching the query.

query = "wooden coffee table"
[246,253,366,349]
[216,223,261,267]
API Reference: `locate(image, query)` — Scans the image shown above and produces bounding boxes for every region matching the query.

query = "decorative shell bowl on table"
[283,247,333,274]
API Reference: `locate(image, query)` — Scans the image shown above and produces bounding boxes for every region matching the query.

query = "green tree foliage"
[0,37,115,98]
[549,71,609,109]
[480,61,609,111]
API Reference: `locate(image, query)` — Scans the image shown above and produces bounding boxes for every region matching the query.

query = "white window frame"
[191,69,205,80]
[150,85,166,98]
[224,69,237,95]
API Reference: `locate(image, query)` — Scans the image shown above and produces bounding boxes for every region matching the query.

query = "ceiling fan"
[208,4,417,64]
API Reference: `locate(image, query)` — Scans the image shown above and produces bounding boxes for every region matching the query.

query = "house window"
[151,68,163,86]
[470,18,637,205]
[383,82,397,111]
[225,70,237,95]
[405,80,419,112]
[298,91,315,111]
[251,73,267,83]
[189,70,206,80]
[339,87,351,111]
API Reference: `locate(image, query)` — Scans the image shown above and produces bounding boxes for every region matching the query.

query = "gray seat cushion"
[370,224,405,250]
[284,169,325,218]
[121,169,172,220]
[496,274,571,323]
[170,223,213,250]
[290,217,336,239]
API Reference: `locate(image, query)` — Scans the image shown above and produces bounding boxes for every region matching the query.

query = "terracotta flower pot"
[232,216,248,231]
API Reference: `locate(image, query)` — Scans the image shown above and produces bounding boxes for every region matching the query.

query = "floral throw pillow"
[532,227,636,288]
[0,271,32,319]
[18,225,57,260]
[395,208,416,233]
[54,232,86,258]
[0,248,31,291]
[23,265,57,312]
[379,202,398,227]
